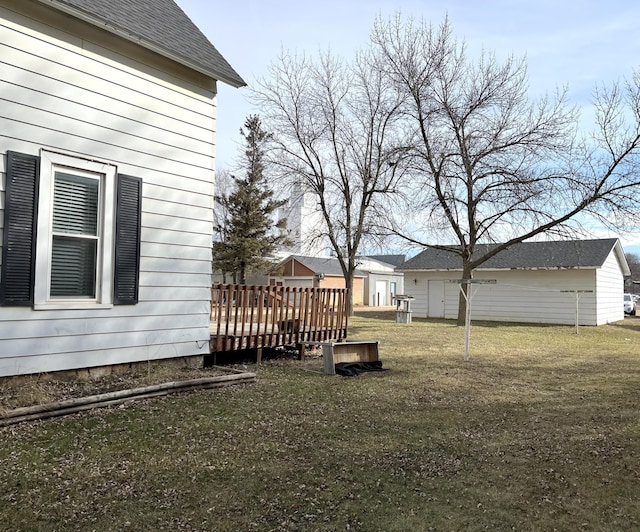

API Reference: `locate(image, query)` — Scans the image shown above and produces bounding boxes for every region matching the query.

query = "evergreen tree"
[213,115,288,284]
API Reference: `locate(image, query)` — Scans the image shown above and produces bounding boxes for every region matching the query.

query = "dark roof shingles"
[287,255,366,277]
[399,239,619,271]
[47,0,245,87]
[365,254,406,267]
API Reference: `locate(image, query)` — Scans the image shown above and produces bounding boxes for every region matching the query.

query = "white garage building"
[397,239,630,326]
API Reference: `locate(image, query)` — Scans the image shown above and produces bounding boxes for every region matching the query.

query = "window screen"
[50,172,99,297]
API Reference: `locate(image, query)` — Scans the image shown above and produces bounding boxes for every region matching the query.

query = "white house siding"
[405,269,601,325]
[595,249,625,324]
[0,5,217,376]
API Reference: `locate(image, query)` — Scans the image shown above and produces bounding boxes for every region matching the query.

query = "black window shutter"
[113,174,142,305]
[0,151,40,306]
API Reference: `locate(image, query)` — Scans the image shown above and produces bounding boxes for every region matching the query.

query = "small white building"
[0,0,244,377]
[397,239,630,325]
[359,256,405,307]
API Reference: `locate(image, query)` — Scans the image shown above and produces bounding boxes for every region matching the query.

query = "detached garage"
[398,239,630,326]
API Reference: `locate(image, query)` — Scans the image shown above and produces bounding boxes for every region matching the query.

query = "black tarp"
[334,360,386,377]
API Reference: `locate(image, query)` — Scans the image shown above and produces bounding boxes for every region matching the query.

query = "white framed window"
[34,150,116,309]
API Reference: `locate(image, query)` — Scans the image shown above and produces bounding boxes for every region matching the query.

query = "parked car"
[624,293,636,316]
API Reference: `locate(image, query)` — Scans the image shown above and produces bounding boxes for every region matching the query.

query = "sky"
[177,0,640,254]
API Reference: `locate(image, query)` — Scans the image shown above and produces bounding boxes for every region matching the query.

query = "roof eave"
[37,0,247,88]
[399,266,598,272]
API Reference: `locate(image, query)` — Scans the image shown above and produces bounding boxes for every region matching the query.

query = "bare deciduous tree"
[252,47,407,315]
[212,168,234,283]
[372,15,640,324]
[625,252,640,292]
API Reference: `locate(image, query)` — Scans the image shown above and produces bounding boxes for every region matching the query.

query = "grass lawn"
[1,312,639,531]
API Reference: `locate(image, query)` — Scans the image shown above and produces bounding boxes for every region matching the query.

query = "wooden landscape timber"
[0,371,256,426]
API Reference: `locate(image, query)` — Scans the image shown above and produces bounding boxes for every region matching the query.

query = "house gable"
[36,0,246,87]
[282,258,315,277]
[595,245,627,324]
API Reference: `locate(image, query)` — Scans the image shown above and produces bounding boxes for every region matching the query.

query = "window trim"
[34,150,117,310]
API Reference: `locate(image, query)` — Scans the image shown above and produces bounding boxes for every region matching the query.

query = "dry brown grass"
[1,312,639,531]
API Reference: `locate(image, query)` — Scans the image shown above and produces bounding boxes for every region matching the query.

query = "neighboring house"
[358,256,405,306]
[398,239,630,325]
[270,255,366,306]
[0,0,244,377]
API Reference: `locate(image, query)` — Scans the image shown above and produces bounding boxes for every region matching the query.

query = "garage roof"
[399,238,630,274]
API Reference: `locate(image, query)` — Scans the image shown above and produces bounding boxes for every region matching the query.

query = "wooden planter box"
[322,341,379,375]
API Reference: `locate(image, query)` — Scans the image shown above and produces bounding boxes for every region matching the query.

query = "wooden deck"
[210,285,349,355]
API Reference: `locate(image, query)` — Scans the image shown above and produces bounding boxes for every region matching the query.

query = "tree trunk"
[345,272,355,316]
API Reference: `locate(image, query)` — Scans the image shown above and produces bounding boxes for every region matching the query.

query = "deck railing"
[210,284,349,352]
